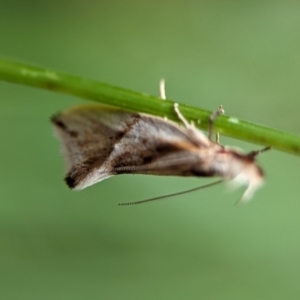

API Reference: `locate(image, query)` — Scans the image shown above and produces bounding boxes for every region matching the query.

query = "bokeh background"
[1,1,300,299]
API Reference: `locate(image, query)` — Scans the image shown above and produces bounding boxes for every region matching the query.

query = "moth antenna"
[159,79,166,100]
[118,180,223,206]
[208,105,224,141]
[247,146,271,158]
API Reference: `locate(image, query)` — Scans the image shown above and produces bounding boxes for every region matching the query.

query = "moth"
[51,82,268,204]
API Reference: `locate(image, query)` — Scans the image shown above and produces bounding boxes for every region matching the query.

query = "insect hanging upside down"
[51,81,269,204]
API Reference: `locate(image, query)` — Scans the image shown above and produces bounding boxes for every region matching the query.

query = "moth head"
[226,150,265,204]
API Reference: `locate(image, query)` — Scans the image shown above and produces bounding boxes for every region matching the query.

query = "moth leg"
[247,146,271,158]
[208,105,224,142]
[159,78,166,100]
[174,103,193,129]
[159,79,169,121]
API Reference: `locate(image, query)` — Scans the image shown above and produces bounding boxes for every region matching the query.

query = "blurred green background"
[1,0,300,299]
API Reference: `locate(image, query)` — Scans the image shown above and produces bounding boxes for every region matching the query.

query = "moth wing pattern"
[51,105,132,188]
[51,105,209,190]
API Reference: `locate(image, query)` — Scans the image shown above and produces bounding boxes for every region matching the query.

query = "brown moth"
[51,97,268,204]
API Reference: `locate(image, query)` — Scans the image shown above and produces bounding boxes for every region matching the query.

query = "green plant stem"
[0,58,300,156]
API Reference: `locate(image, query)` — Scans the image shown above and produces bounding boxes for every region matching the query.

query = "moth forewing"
[52,105,207,188]
[51,105,135,189]
[51,104,266,202]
